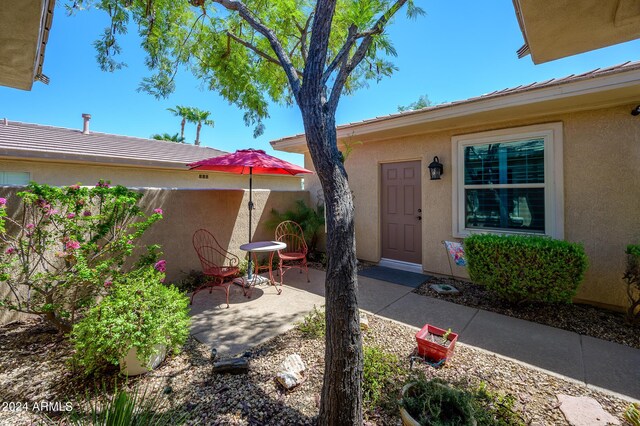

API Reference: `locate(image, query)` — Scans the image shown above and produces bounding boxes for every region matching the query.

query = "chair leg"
[304,258,310,283]
[224,285,230,308]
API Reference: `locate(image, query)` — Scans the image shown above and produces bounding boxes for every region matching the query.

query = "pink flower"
[0,198,6,207]
[153,208,163,215]
[68,184,80,190]
[83,210,92,217]
[65,240,80,251]
[66,213,76,219]
[25,223,35,230]
[104,280,113,289]
[56,251,68,258]
[154,260,166,273]
[46,208,60,216]
[96,180,111,188]
[127,240,133,245]
[5,247,16,255]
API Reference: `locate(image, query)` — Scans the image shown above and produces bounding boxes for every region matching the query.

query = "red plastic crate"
[415,324,458,362]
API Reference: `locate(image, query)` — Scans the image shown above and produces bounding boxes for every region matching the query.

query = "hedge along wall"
[464,234,588,304]
[0,187,310,325]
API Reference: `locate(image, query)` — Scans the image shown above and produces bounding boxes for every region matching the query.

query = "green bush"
[363,346,402,410]
[297,305,325,338]
[623,244,640,325]
[400,376,523,426]
[465,234,588,303]
[72,266,190,374]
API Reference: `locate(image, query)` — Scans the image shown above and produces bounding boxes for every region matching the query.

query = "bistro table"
[235,241,286,296]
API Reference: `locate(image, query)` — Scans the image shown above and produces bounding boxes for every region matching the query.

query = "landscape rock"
[276,370,304,390]
[360,313,369,331]
[276,354,306,390]
[281,353,305,375]
[557,394,620,426]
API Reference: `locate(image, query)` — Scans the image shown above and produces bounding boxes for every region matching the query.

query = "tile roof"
[0,120,226,169]
[272,60,640,144]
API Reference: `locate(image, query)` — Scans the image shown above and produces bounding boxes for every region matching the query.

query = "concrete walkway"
[190,268,640,401]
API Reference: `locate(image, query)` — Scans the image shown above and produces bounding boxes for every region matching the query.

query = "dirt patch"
[0,316,631,425]
[413,276,640,350]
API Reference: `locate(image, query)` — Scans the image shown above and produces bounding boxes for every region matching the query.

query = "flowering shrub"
[0,182,164,333]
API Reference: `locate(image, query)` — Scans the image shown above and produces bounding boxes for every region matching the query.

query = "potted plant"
[72,265,190,376]
[399,377,477,426]
[415,324,458,363]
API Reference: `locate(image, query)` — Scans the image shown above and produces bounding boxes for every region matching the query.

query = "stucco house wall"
[0,158,302,190]
[301,104,640,310]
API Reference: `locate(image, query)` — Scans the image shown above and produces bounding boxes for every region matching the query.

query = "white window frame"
[451,123,564,239]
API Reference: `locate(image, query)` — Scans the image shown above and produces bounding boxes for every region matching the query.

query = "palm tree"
[166,105,191,142]
[150,133,185,143]
[186,107,214,146]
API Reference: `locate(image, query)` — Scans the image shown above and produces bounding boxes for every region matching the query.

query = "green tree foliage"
[166,105,192,141]
[0,182,163,333]
[186,107,215,146]
[151,132,185,142]
[70,1,424,423]
[397,93,432,112]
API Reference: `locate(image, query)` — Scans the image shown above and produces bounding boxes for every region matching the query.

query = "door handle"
[417,216,422,221]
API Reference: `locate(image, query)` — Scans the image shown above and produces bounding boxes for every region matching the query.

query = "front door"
[381,161,422,264]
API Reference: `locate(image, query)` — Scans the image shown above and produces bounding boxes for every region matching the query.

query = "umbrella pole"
[247,167,253,280]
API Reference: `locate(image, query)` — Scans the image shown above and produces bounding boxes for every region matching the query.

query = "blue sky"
[1,1,639,166]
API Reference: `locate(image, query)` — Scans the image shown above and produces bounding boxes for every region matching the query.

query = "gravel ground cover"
[0,315,631,425]
[414,275,640,350]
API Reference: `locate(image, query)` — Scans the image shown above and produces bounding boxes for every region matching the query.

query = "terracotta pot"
[415,324,458,363]
[119,344,167,376]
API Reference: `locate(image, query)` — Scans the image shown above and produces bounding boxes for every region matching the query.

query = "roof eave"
[271,65,640,153]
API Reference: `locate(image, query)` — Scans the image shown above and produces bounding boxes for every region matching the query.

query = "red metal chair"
[275,220,310,284]
[191,229,240,308]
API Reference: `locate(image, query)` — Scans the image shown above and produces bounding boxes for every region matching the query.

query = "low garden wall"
[0,187,309,325]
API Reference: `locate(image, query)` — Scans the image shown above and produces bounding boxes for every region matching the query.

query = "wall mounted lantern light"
[428,156,443,180]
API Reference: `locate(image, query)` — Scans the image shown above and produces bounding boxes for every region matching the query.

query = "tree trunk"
[180,118,186,141]
[195,122,202,146]
[303,106,363,425]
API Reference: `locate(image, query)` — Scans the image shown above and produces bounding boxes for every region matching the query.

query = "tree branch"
[326,0,407,114]
[295,12,314,65]
[227,32,303,75]
[212,0,301,101]
[321,24,357,86]
[301,0,337,103]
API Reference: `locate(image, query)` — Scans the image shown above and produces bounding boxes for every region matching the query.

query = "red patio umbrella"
[187,149,313,276]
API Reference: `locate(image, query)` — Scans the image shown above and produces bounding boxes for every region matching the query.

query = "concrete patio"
[190,267,640,401]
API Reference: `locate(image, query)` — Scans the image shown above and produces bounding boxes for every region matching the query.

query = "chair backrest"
[275,221,308,254]
[192,229,239,272]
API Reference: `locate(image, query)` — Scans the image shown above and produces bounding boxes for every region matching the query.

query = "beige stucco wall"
[303,104,640,309]
[0,158,303,190]
[0,187,309,325]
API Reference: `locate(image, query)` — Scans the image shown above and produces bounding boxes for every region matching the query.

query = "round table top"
[239,241,286,252]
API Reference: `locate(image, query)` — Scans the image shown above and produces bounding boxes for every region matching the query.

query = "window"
[452,123,563,238]
[0,171,30,186]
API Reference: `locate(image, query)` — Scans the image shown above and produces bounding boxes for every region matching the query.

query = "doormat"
[358,266,432,288]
